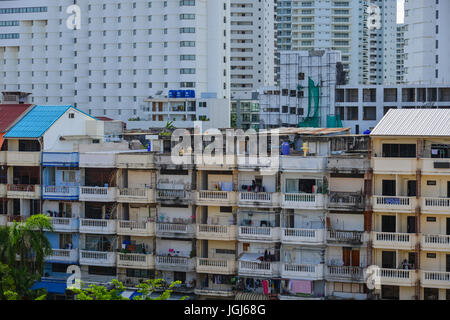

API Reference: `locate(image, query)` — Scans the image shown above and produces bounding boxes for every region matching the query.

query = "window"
[381,285,399,300]
[347,107,358,120]
[62,171,76,183]
[424,288,439,300]
[363,107,376,120]
[180,41,195,47]
[382,144,416,158]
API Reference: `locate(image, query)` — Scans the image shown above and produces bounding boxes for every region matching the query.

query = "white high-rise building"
[0,0,231,128]
[403,0,450,85]
[229,0,276,99]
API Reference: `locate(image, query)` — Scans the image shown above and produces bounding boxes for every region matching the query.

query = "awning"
[31,279,67,294]
[235,292,269,300]
[238,253,264,262]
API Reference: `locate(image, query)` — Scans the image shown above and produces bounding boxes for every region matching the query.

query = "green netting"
[326,115,343,128]
[298,77,320,127]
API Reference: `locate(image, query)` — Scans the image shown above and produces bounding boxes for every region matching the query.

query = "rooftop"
[370,109,450,137]
[0,104,33,132]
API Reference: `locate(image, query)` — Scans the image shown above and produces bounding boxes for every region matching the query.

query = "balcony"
[238,260,280,277]
[377,268,417,286]
[421,158,450,175]
[328,192,364,211]
[281,228,325,245]
[196,258,237,275]
[50,217,79,232]
[280,263,324,280]
[280,156,327,172]
[6,151,40,166]
[421,234,450,252]
[0,184,6,197]
[372,196,416,212]
[196,191,237,206]
[421,271,450,289]
[196,224,237,241]
[45,249,78,264]
[194,288,235,298]
[116,153,155,169]
[238,226,280,242]
[42,152,79,167]
[327,230,366,245]
[422,197,450,214]
[43,186,79,201]
[326,266,365,282]
[0,151,5,165]
[372,232,416,250]
[117,253,155,269]
[7,184,40,199]
[79,186,117,202]
[157,189,190,201]
[156,223,195,238]
[79,250,116,267]
[117,188,155,203]
[79,219,117,234]
[372,158,417,174]
[155,255,195,272]
[327,157,370,174]
[282,193,325,210]
[117,220,155,236]
[238,192,280,207]
[196,155,237,170]
[79,153,116,168]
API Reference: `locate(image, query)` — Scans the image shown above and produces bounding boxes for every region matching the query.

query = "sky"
[397,0,405,24]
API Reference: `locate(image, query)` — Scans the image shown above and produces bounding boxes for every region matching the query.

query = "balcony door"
[343,248,360,267]
[446,255,450,273]
[407,216,416,233]
[382,251,396,269]
[447,218,450,236]
[382,180,396,196]
[448,182,450,198]
[382,215,396,233]
[407,181,416,197]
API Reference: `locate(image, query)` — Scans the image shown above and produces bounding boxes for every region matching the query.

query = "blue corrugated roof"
[31,279,67,294]
[4,105,71,138]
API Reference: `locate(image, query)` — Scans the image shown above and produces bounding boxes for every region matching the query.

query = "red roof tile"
[0,104,32,132]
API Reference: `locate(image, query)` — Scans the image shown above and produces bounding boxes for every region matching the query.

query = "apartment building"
[334,84,450,134]
[0,0,231,128]
[395,24,406,84]
[403,0,450,84]
[369,109,450,300]
[230,0,276,99]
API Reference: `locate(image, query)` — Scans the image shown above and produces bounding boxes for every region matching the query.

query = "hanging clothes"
[262,280,269,295]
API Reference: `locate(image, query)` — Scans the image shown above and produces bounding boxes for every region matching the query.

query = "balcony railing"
[196,258,236,274]
[43,185,79,200]
[79,250,116,266]
[80,186,117,202]
[116,153,155,169]
[117,220,155,236]
[281,228,325,244]
[280,263,324,280]
[196,224,237,240]
[196,191,237,204]
[372,196,416,211]
[326,266,364,281]
[117,253,155,269]
[372,232,416,250]
[7,184,40,199]
[377,268,416,286]
[79,153,116,168]
[42,152,79,167]
[238,226,280,241]
[238,260,279,277]
[117,188,154,203]
[421,271,450,288]
[422,197,450,213]
[155,255,195,271]
[156,223,195,236]
[157,189,189,200]
[327,230,365,243]
[46,249,78,263]
[6,151,40,166]
[421,234,450,251]
[282,193,324,209]
[79,219,117,234]
[50,217,79,232]
[239,192,271,202]
[328,192,364,210]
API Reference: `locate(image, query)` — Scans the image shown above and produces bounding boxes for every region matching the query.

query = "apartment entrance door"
[382,215,396,233]
[382,251,396,269]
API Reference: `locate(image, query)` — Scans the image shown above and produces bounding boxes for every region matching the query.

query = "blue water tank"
[281,142,290,155]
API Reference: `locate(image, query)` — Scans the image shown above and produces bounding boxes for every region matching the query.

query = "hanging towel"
[262,280,269,295]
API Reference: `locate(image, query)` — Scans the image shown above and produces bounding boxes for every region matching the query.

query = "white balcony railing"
[79,219,117,234]
[377,268,416,286]
[157,189,188,200]
[46,249,78,263]
[80,187,117,202]
[156,223,194,236]
[51,217,79,232]
[421,234,450,251]
[197,191,236,204]
[282,193,324,209]
[6,151,40,166]
[79,250,116,266]
[326,266,364,281]
[372,232,416,250]
[117,220,155,236]
[327,230,365,243]
[372,196,416,211]
[117,188,154,203]
[117,253,155,269]
[280,263,324,280]
[43,185,79,200]
[422,197,450,213]
[421,271,450,288]
[196,224,237,240]
[238,226,280,241]
[196,258,236,274]
[238,260,279,277]
[281,228,325,244]
[155,255,195,271]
